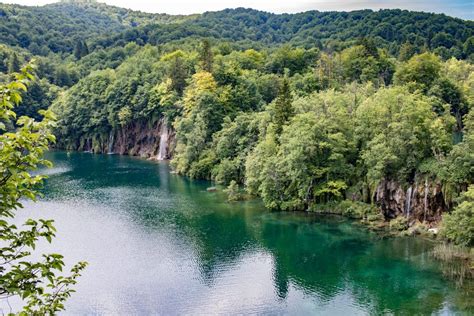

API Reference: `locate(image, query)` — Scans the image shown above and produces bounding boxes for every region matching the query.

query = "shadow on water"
[31,151,474,314]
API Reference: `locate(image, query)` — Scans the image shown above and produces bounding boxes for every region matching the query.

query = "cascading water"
[423,179,429,222]
[84,139,92,153]
[157,119,169,161]
[107,131,115,154]
[405,186,413,218]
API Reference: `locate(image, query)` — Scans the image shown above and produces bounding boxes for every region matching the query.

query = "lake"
[5,151,473,315]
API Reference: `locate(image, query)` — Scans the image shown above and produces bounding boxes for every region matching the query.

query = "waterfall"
[157,119,169,161]
[107,131,115,154]
[84,139,92,153]
[405,186,413,218]
[423,178,429,222]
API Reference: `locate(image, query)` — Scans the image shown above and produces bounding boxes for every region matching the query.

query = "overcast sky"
[2,0,473,20]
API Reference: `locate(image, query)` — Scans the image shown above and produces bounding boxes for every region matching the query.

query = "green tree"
[210,112,267,184]
[273,77,293,136]
[82,41,90,57]
[8,52,20,74]
[394,52,441,91]
[164,51,188,95]
[54,66,73,87]
[358,37,379,58]
[340,45,394,85]
[441,185,474,246]
[199,39,213,73]
[74,40,84,60]
[246,89,356,210]
[356,86,453,187]
[74,41,90,60]
[398,42,417,62]
[224,180,241,202]
[463,36,474,58]
[431,32,455,49]
[442,111,474,189]
[429,78,468,131]
[118,106,132,127]
[172,71,224,177]
[0,63,86,313]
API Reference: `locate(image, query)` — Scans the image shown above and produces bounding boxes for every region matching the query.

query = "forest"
[0,0,472,245]
[0,0,473,313]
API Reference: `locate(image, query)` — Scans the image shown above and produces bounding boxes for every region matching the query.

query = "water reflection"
[6,151,472,315]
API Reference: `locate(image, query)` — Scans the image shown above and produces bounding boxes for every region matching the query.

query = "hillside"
[140,8,473,54]
[0,0,192,55]
[0,2,473,59]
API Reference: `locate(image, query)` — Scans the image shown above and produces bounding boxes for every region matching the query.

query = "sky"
[2,0,473,20]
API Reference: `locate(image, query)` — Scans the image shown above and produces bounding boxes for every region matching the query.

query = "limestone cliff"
[374,178,449,223]
[63,118,175,160]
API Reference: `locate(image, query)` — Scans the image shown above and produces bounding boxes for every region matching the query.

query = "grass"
[432,243,474,285]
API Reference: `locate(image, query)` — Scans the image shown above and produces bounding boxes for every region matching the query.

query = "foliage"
[356,86,454,186]
[272,77,293,136]
[245,89,357,210]
[394,53,441,91]
[310,200,381,221]
[441,186,474,246]
[0,4,472,315]
[210,112,266,184]
[0,1,190,55]
[0,2,472,249]
[340,44,395,85]
[1,2,473,60]
[389,216,409,231]
[224,180,241,202]
[0,64,86,313]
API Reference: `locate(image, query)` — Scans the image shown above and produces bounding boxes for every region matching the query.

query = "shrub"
[224,180,242,202]
[441,186,474,247]
[390,216,409,231]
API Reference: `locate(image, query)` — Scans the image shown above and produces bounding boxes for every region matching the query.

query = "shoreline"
[57,149,474,282]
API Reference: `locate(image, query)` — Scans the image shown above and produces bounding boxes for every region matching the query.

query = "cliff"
[375,179,449,223]
[67,118,175,160]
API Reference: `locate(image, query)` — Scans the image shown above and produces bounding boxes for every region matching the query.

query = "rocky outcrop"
[374,178,447,223]
[73,118,175,159]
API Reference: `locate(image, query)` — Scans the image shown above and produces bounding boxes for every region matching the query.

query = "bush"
[310,200,382,220]
[338,200,381,220]
[224,180,242,202]
[389,216,409,231]
[441,186,474,247]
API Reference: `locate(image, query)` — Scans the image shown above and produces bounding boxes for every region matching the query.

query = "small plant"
[389,216,409,231]
[432,243,474,284]
[224,180,241,202]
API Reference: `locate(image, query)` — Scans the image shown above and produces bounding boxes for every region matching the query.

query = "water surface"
[5,152,473,315]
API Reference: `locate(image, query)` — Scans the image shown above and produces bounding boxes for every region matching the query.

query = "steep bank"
[374,179,449,223]
[58,118,175,160]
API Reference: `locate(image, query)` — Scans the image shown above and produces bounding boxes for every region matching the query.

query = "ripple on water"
[4,151,472,315]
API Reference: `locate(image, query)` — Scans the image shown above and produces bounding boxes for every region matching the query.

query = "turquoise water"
[8,152,473,314]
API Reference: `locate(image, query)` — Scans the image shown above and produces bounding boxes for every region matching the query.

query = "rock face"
[375,179,447,223]
[72,118,175,159]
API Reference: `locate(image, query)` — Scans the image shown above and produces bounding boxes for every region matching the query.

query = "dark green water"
[10,152,473,314]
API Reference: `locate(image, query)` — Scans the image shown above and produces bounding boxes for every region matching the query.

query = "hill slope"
[0,2,473,58]
[0,0,192,55]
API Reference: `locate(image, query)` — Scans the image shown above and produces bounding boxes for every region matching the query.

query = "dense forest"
[0,0,473,249]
